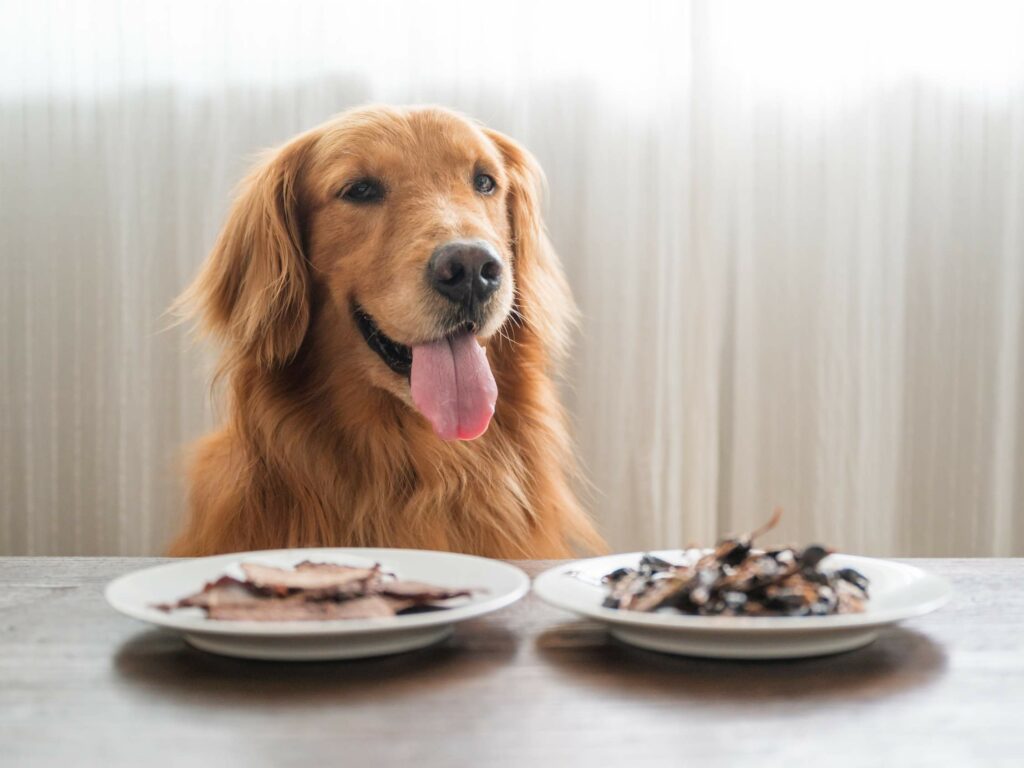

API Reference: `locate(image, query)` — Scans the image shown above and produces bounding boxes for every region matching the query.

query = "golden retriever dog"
[169,105,605,559]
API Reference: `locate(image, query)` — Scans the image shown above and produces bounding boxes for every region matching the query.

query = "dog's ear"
[178,136,312,368]
[485,128,576,363]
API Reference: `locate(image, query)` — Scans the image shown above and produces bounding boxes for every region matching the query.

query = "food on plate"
[601,510,869,617]
[155,560,473,621]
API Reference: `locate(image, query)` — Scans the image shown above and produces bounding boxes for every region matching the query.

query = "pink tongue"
[410,333,498,441]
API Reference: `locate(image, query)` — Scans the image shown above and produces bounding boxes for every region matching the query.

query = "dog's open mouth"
[352,302,498,441]
[353,304,413,377]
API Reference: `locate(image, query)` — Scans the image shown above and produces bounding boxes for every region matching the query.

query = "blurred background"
[1,0,1022,556]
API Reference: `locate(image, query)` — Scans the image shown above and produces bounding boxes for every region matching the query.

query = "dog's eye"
[340,179,384,203]
[474,173,496,195]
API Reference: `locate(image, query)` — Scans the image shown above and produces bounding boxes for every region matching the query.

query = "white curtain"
[2,0,1022,556]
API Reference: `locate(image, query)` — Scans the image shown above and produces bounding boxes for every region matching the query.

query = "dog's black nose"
[428,240,502,306]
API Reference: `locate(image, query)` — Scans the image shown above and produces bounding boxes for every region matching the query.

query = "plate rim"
[105,547,530,637]
[532,551,951,633]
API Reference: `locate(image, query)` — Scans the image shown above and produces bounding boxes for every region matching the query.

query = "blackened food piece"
[799,545,831,569]
[603,567,633,583]
[836,567,870,595]
[598,510,870,618]
[764,591,810,615]
[800,568,830,586]
[719,541,751,566]
[722,591,747,611]
[639,554,674,572]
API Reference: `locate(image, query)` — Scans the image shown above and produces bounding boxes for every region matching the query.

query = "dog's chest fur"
[171,362,585,559]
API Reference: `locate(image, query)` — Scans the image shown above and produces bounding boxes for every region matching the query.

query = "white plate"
[106,548,529,661]
[533,551,950,659]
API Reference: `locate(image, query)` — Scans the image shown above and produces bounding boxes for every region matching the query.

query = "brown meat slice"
[240,562,379,594]
[294,560,371,573]
[156,561,467,621]
[379,581,472,602]
[156,576,262,611]
[208,595,400,621]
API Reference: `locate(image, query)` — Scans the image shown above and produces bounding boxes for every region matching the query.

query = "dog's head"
[184,106,570,441]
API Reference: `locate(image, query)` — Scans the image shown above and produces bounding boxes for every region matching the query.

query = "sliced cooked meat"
[209,595,400,621]
[240,562,379,595]
[155,561,473,621]
[156,576,260,611]
[379,581,473,602]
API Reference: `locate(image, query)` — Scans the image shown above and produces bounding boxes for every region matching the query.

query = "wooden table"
[1,558,1021,767]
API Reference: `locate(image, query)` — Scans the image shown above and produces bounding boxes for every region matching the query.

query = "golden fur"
[169,105,605,559]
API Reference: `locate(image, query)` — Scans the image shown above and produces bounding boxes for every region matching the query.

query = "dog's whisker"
[499,325,524,349]
[507,303,527,330]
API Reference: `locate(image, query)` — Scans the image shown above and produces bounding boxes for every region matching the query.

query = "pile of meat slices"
[602,510,870,617]
[156,561,473,621]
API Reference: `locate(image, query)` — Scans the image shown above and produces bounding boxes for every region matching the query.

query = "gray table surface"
[1,557,1022,767]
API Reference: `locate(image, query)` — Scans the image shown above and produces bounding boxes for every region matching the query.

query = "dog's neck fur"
[169,305,602,559]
